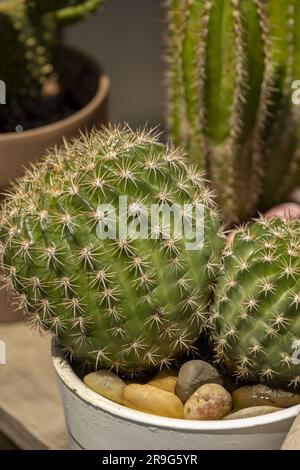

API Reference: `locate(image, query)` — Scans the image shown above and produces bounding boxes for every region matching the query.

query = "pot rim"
[0,47,109,142]
[52,342,300,431]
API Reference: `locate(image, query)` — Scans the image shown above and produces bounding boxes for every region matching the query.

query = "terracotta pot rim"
[52,341,300,432]
[0,47,110,143]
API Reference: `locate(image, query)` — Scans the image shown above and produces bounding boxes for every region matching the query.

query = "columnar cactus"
[167,0,300,224]
[211,217,300,388]
[0,0,103,130]
[0,125,224,373]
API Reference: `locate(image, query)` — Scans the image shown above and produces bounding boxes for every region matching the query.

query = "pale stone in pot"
[224,406,282,420]
[84,370,126,405]
[122,384,184,419]
[176,360,223,403]
[148,368,178,393]
[184,383,232,420]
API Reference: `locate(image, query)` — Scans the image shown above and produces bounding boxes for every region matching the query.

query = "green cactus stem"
[0,125,224,373]
[211,217,300,389]
[167,0,300,224]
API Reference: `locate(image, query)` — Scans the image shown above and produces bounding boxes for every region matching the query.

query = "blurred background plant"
[166,0,300,225]
[0,0,103,131]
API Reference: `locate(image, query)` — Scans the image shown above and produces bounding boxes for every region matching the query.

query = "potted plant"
[0,0,109,188]
[0,0,109,322]
[1,125,300,450]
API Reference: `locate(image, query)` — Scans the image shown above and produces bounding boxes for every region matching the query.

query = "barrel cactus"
[0,0,103,130]
[211,217,300,388]
[0,125,224,373]
[167,0,300,224]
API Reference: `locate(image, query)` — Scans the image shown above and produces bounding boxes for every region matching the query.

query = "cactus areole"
[167,0,300,224]
[0,125,224,373]
[212,218,300,389]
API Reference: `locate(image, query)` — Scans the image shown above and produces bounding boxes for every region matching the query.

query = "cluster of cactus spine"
[0,0,103,130]
[167,0,300,224]
[0,125,224,373]
[211,217,300,389]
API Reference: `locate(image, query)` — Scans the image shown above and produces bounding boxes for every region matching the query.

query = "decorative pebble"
[224,406,282,420]
[122,384,184,418]
[232,385,300,410]
[84,370,126,405]
[176,360,223,403]
[148,368,178,393]
[184,383,232,420]
[264,203,300,220]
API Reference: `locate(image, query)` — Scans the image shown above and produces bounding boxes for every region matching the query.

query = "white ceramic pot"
[52,344,300,450]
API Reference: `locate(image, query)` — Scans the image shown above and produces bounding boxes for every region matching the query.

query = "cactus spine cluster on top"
[0,0,103,130]
[0,125,224,373]
[211,217,300,389]
[167,0,300,224]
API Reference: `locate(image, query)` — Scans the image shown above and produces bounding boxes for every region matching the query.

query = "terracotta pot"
[52,344,300,450]
[0,47,109,188]
[0,47,109,323]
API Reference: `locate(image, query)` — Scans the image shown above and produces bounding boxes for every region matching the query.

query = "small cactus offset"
[167,0,300,224]
[0,125,224,373]
[0,0,103,130]
[211,217,300,389]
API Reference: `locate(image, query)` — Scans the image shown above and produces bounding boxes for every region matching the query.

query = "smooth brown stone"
[176,360,223,403]
[232,385,300,410]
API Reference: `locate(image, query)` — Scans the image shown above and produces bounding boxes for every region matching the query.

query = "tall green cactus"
[167,0,300,224]
[0,0,103,131]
